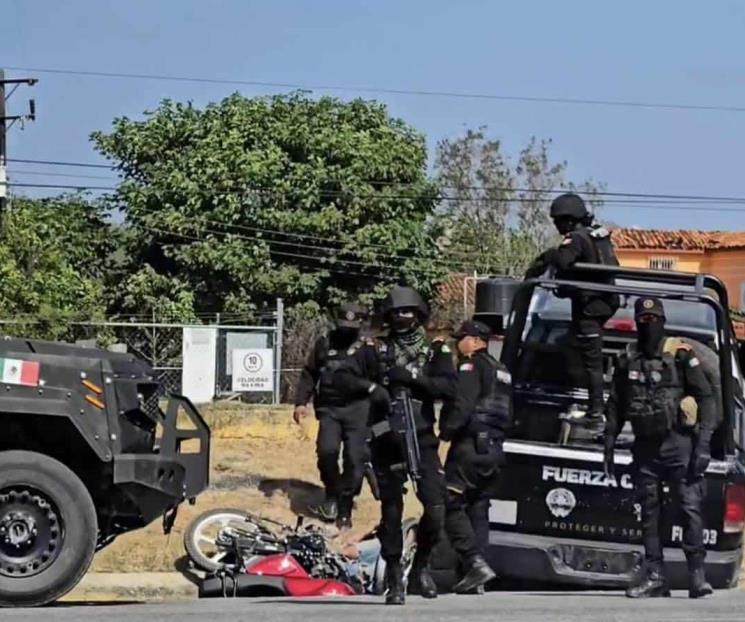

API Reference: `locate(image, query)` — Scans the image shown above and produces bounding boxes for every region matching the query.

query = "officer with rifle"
[525,192,620,423]
[368,285,456,605]
[293,303,387,529]
[604,297,717,599]
[441,319,512,594]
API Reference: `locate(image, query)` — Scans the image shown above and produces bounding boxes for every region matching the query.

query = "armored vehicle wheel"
[0,451,97,607]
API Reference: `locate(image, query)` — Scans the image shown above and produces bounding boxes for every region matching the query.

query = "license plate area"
[550,544,642,575]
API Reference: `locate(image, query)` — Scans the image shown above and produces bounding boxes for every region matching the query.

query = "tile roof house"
[436,228,745,337]
[611,228,745,310]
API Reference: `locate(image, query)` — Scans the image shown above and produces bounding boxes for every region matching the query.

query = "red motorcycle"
[184,508,418,598]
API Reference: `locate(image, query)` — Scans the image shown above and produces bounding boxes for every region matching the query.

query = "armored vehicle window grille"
[140,390,162,421]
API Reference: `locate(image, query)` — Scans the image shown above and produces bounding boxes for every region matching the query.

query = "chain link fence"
[0,299,340,404]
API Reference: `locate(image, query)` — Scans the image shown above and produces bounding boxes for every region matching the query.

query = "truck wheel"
[0,450,97,607]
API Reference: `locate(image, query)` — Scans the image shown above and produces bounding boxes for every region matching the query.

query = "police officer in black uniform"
[294,303,383,529]
[369,285,456,605]
[525,193,619,420]
[441,320,512,594]
[604,297,716,599]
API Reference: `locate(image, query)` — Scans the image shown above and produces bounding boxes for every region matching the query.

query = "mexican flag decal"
[0,358,40,386]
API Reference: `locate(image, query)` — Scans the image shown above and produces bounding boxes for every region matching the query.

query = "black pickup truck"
[478,265,745,590]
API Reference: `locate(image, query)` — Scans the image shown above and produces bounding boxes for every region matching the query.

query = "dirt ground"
[92,402,421,572]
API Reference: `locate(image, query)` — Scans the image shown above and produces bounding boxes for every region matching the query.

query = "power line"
[7,66,745,114]
[9,180,745,212]
[138,224,403,282]
[10,157,745,204]
[7,181,114,191]
[142,222,447,275]
[8,157,113,169]
[8,169,118,181]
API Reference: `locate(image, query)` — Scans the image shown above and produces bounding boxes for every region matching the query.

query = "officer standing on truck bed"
[369,285,456,605]
[440,319,513,594]
[293,303,385,529]
[604,297,717,599]
[525,192,619,422]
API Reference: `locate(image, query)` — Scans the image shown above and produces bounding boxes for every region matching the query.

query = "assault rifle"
[391,388,422,490]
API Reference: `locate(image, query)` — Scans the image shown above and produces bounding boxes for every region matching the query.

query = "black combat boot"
[336,495,353,530]
[408,552,438,599]
[626,564,670,599]
[453,555,496,594]
[688,559,713,599]
[385,559,405,605]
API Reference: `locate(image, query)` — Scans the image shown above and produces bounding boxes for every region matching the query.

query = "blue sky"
[2,0,745,229]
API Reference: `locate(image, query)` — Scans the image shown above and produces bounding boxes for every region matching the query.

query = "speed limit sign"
[232,348,274,392]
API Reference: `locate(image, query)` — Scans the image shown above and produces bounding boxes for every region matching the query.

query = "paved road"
[3,591,745,622]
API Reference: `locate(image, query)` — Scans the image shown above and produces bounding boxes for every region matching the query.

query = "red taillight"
[724,483,745,533]
[604,318,637,332]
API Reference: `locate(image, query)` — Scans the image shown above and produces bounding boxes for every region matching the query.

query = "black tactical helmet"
[550,193,589,220]
[380,285,429,319]
[335,302,367,329]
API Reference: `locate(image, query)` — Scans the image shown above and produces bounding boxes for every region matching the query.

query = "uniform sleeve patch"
[689,357,700,368]
[497,369,512,384]
[441,344,451,353]
[459,363,474,372]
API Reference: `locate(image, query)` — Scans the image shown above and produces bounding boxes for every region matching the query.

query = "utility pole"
[0,70,38,219]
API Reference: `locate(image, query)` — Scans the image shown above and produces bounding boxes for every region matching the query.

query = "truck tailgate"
[490,440,728,550]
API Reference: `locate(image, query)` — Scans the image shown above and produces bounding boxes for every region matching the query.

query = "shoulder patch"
[689,357,700,368]
[441,344,451,353]
[459,362,474,372]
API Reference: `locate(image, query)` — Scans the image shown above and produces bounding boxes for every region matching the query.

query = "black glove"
[387,366,414,387]
[525,251,552,279]
[689,445,711,481]
[603,441,615,479]
[368,384,391,408]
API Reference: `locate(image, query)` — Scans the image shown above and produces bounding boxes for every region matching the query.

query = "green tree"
[434,129,606,276]
[0,195,113,339]
[92,92,447,319]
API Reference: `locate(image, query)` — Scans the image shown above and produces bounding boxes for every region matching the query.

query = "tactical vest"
[624,341,686,438]
[376,338,431,431]
[469,355,512,438]
[588,226,619,267]
[572,226,621,315]
[375,338,430,384]
[316,338,364,406]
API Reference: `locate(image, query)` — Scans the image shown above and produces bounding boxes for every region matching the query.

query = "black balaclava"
[390,308,419,335]
[553,216,579,236]
[331,326,359,350]
[637,317,666,359]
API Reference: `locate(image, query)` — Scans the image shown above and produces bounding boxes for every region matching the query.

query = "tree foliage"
[92,92,445,320]
[434,129,606,276]
[0,195,113,339]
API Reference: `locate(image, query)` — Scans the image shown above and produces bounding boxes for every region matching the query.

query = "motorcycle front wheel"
[184,508,253,572]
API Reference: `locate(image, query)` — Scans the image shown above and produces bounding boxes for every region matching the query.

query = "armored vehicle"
[0,337,210,606]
